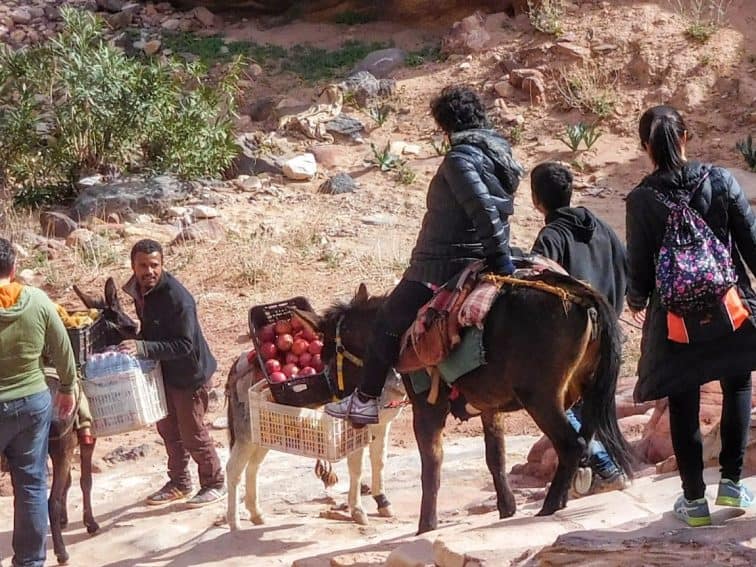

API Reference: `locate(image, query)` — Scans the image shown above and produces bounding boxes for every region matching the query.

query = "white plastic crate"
[248,381,370,462]
[83,359,167,437]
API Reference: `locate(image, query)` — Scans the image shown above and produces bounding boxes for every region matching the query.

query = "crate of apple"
[248,297,332,407]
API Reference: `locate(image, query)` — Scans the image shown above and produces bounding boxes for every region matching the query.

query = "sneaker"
[715,479,754,508]
[324,391,379,425]
[146,482,192,506]
[186,486,226,509]
[673,495,711,527]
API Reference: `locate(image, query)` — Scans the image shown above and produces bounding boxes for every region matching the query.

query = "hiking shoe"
[186,486,226,509]
[324,391,379,425]
[715,479,754,508]
[146,482,192,506]
[673,495,711,527]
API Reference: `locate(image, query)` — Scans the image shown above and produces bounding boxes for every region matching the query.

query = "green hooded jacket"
[0,284,77,401]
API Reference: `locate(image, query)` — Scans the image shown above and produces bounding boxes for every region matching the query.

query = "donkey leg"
[481,411,516,519]
[368,422,394,517]
[244,446,269,525]
[226,441,253,530]
[412,396,449,534]
[48,441,73,565]
[347,448,368,525]
[79,440,99,535]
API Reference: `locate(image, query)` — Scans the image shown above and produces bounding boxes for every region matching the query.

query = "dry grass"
[669,0,733,42]
[554,62,619,119]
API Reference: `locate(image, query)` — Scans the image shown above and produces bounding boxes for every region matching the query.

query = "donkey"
[46,277,137,564]
[296,277,634,535]
[225,351,404,529]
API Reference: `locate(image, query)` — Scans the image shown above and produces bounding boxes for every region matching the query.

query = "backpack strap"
[651,167,711,209]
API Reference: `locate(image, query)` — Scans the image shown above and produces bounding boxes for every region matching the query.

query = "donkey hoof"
[250,514,265,526]
[351,508,369,525]
[86,521,100,535]
[377,505,394,518]
[229,521,241,531]
[56,552,70,565]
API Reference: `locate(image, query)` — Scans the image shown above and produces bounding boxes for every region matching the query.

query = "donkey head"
[74,277,139,345]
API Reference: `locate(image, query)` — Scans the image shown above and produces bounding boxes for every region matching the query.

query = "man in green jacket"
[0,237,76,567]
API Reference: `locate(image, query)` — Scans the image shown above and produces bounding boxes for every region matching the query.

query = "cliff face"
[170,1,527,19]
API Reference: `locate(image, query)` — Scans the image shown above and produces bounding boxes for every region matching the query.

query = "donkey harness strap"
[335,317,363,393]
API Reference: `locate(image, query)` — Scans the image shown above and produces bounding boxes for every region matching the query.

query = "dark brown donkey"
[46,277,138,564]
[297,273,634,535]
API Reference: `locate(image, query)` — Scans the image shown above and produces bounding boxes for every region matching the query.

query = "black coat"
[404,129,524,285]
[532,206,627,316]
[626,162,756,402]
[124,272,217,390]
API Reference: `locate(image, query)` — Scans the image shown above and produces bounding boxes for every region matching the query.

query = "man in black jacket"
[326,85,524,425]
[119,239,224,507]
[530,162,627,495]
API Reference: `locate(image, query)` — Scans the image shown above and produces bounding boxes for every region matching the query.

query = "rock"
[552,41,591,60]
[226,153,283,177]
[10,9,32,25]
[325,114,366,141]
[458,61,472,70]
[103,444,153,464]
[247,63,263,78]
[509,68,545,89]
[106,10,133,29]
[360,213,396,226]
[11,243,29,259]
[122,222,179,242]
[9,30,25,44]
[246,97,277,122]
[282,154,317,181]
[232,175,263,192]
[166,206,190,218]
[522,75,546,104]
[192,6,216,26]
[389,140,407,155]
[71,175,195,221]
[352,48,407,79]
[189,204,220,219]
[65,228,99,249]
[319,173,358,195]
[96,0,127,12]
[269,245,286,255]
[40,211,78,238]
[17,269,44,287]
[142,39,162,55]
[161,18,181,31]
[339,71,396,107]
[494,80,516,98]
[442,12,491,55]
[171,218,226,244]
[310,145,351,168]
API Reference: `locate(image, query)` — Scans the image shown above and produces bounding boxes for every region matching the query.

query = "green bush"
[0,8,240,206]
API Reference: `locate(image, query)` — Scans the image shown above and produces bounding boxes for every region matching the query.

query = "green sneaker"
[715,479,754,508]
[673,495,711,527]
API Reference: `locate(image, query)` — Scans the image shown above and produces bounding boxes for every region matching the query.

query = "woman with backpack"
[626,105,756,527]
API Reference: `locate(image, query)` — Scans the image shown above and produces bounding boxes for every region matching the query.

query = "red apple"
[282,363,299,379]
[291,338,309,356]
[308,340,323,355]
[260,341,277,360]
[311,354,324,372]
[302,327,318,342]
[299,366,316,376]
[264,358,281,374]
[269,371,287,383]
[276,333,294,352]
[297,352,312,368]
[285,352,299,365]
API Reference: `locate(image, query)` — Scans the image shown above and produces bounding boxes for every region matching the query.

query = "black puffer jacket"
[124,272,217,391]
[626,162,756,402]
[404,129,524,285]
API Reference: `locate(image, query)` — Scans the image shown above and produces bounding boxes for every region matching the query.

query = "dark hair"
[130,239,163,264]
[430,85,491,134]
[639,105,688,172]
[0,238,16,278]
[531,162,573,212]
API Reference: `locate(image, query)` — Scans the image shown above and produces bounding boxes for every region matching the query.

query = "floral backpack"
[653,170,747,342]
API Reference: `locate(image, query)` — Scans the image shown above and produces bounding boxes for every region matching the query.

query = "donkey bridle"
[334,316,363,393]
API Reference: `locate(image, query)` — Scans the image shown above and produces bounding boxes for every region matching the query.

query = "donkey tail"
[226,360,239,450]
[579,290,634,479]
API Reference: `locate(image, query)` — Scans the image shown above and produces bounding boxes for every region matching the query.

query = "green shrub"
[282,41,390,83]
[0,8,240,206]
[528,0,565,37]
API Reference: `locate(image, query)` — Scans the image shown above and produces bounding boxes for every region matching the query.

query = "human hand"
[631,309,646,325]
[54,392,75,421]
[118,340,139,356]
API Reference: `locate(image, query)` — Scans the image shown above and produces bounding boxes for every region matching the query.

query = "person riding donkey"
[529,162,628,495]
[325,85,524,425]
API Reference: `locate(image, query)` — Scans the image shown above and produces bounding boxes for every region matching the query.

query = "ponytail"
[638,105,687,172]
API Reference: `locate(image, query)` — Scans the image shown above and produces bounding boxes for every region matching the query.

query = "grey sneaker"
[186,485,226,509]
[324,391,379,425]
[673,495,711,527]
[715,479,754,508]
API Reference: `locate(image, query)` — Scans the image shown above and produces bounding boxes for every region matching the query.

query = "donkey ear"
[73,285,105,310]
[104,277,122,310]
[291,308,322,332]
[354,283,369,305]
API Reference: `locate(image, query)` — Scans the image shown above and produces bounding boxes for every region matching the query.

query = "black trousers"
[668,373,752,500]
[359,279,433,398]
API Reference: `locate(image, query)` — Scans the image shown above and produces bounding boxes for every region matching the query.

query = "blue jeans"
[566,403,619,479]
[0,389,52,567]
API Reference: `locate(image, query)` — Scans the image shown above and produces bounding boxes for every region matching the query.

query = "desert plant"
[736,135,756,171]
[509,124,525,146]
[396,163,417,185]
[559,121,603,151]
[0,8,241,206]
[370,142,403,172]
[555,63,618,119]
[405,44,443,67]
[670,0,732,42]
[581,122,602,149]
[431,137,451,156]
[367,104,393,127]
[528,0,565,37]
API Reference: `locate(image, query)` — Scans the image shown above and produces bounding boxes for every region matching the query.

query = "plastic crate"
[248,296,333,407]
[248,381,369,462]
[66,314,107,367]
[83,358,167,437]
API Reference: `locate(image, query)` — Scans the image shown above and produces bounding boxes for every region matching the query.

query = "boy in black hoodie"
[530,162,628,495]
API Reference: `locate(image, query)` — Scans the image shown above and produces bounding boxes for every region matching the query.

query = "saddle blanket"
[408,326,485,394]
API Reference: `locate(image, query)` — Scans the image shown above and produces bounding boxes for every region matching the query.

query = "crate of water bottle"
[83,351,167,437]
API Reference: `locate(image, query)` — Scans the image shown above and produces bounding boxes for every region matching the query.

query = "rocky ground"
[1,0,756,565]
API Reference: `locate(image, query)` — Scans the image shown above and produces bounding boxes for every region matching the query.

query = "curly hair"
[531,162,573,212]
[0,238,16,278]
[430,85,491,134]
